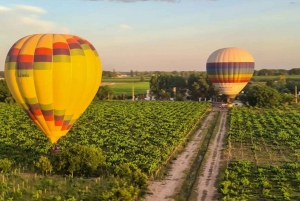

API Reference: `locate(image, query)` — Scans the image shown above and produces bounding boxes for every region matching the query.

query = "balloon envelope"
[206,47,255,100]
[5,34,102,143]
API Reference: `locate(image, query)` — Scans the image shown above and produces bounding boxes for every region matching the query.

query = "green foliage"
[0,158,12,173]
[244,84,283,107]
[94,85,114,100]
[140,73,145,81]
[149,74,186,100]
[0,80,13,103]
[187,73,218,100]
[35,156,53,175]
[60,101,210,173]
[0,101,210,200]
[57,145,105,177]
[221,106,300,200]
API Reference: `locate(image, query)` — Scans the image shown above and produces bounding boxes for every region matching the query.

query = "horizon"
[0,0,299,72]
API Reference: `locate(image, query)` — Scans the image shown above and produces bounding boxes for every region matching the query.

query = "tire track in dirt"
[144,112,215,201]
[196,111,227,201]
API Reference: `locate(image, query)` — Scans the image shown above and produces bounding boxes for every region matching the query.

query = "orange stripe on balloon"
[17,55,33,62]
[35,48,52,55]
[32,109,43,116]
[66,38,77,44]
[55,120,63,126]
[61,125,68,131]
[44,116,54,121]
[53,42,69,49]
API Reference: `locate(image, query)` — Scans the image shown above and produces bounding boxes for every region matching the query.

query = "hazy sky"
[0,0,299,71]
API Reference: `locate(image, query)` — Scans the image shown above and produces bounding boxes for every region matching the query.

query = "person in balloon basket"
[54,144,60,150]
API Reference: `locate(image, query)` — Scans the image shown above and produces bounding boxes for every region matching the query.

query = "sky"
[0,0,299,72]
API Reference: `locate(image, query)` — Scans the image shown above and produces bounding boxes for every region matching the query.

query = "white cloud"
[120,24,130,29]
[15,4,46,14]
[0,4,70,70]
[0,6,12,11]
[0,4,70,34]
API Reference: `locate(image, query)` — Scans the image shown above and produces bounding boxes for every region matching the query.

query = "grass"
[110,82,150,95]
[102,77,150,83]
[0,171,109,201]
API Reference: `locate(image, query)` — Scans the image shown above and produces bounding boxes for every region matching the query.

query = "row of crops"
[0,101,211,200]
[221,106,300,200]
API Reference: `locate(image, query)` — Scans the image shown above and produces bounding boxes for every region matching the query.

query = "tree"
[282,93,294,104]
[0,158,12,173]
[187,73,218,100]
[149,74,187,100]
[0,80,13,103]
[288,68,300,75]
[266,80,275,87]
[57,145,106,177]
[130,70,134,77]
[94,86,114,100]
[243,85,282,107]
[278,75,286,86]
[140,73,145,81]
[35,156,53,175]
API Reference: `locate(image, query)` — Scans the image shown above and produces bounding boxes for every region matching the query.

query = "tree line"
[254,68,300,76]
[2,68,300,80]
[149,73,218,101]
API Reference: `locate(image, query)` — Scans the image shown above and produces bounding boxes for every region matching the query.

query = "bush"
[35,156,53,175]
[0,158,12,173]
[56,145,106,177]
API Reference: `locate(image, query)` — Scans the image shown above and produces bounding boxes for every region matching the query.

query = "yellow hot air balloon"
[206,47,255,104]
[5,34,102,144]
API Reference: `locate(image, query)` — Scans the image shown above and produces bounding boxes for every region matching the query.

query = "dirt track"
[195,110,227,201]
[145,111,215,201]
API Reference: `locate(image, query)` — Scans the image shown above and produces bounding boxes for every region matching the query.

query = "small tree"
[94,86,114,100]
[57,145,106,177]
[35,156,53,175]
[140,73,145,81]
[244,85,282,107]
[0,158,12,173]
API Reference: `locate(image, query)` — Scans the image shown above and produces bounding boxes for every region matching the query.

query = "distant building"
[117,74,128,78]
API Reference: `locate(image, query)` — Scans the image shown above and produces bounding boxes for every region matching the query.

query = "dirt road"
[145,111,215,201]
[195,110,227,201]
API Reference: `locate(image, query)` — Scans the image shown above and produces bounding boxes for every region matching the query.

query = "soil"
[144,111,215,201]
[195,109,228,201]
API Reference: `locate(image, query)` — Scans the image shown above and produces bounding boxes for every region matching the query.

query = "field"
[102,77,150,83]
[109,82,149,95]
[0,101,210,200]
[220,106,300,200]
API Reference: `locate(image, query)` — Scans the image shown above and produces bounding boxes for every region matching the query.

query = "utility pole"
[132,86,135,101]
[295,86,298,103]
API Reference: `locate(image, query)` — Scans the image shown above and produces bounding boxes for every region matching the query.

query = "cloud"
[83,0,176,2]
[120,24,130,29]
[290,2,296,4]
[0,4,70,34]
[0,6,12,11]
[83,0,217,2]
[0,4,70,70]
[15,5,46,14]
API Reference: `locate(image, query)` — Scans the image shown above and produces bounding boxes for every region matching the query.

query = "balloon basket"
[50,149,61,155]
